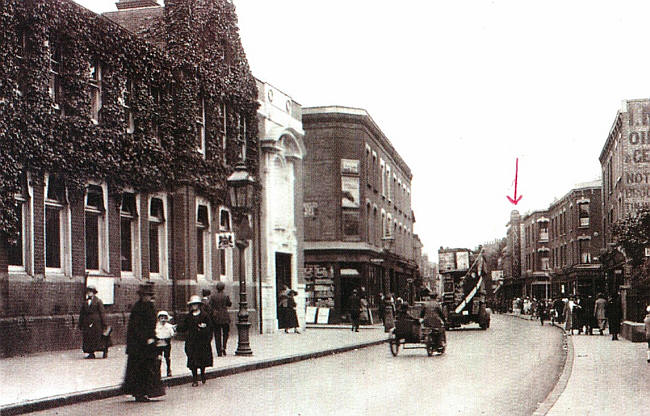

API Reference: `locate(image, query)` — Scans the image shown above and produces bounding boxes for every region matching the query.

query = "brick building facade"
[302,106,418,322]
[0,0,259,356]
[600,99,650,321]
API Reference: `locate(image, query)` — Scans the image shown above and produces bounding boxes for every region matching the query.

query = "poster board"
[305,306,318,324]
[86,277,114,305]
[217,232,234,249]
[316,307,330,324]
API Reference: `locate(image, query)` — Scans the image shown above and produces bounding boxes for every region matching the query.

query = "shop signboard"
[316,307,330,324]
[86,277,114,305]
[456,251,470,271]
[341,159,360,175]
[439,252,455,271]
[341,176,360,208]
[305,306,318,324]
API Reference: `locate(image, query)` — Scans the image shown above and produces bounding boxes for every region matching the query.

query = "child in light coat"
[155,311,176,377]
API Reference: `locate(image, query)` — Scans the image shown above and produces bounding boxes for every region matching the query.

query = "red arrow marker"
[507,158,523,205]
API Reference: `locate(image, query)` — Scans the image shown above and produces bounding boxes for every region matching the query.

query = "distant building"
[302,106,418,322]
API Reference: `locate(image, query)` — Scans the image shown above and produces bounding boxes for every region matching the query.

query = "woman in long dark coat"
[607,293,622,341]
[285,290,300,333]
[122,283,165,402]
[178,295,213,386]
[78,285,108,359]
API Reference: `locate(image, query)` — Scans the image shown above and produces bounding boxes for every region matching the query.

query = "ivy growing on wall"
[0,0,259,241]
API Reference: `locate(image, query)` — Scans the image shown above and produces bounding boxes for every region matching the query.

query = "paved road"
[33,315,564,416]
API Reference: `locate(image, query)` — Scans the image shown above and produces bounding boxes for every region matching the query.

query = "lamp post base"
[235,321,253,356]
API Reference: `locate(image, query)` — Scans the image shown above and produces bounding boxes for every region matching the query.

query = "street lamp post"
[227,161,256,356]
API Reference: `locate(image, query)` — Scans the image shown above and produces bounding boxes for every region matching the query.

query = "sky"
[76,0,650,262]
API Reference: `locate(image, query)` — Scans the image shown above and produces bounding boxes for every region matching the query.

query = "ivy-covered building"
[0,0,260,356]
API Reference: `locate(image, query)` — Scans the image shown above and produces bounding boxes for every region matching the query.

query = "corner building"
[600,99,650,321]
[302,106,418,323]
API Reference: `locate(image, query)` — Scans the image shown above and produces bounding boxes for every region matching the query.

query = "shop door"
[276,253,292,329]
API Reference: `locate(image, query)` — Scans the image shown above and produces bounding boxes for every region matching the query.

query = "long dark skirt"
[285,307,299,328]
[123,354,165,398]
[278,306,289,329]
[185,340,213,369]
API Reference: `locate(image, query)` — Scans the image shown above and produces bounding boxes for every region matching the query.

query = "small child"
[155,310,175,377]
[644,305,650,363]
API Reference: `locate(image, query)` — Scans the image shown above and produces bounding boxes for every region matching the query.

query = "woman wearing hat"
[78,285,108,359]
[123,282,165,402]
[177,294,214,386]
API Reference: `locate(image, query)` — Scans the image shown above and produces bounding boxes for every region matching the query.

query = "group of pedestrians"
[79,281,234,402]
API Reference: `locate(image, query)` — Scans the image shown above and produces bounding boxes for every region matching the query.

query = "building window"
[149,196,167,278]
[379,160,386,197]
[366,203,372,244]
[196,200,211,279]
[218,102,227,163]
[237,113,246,162]
[386,165,391,201]
[8,174,30,272]
[196,97,206,155]
[342,209,360,238]
[45,174,68,273]
[579,239,591,264]
[150,85,161,141]
[47,36,63,110]
[372,152,377,190]
[218,208,232,279]
[85,184,107,273]
[365,146,371,188]
[578,203,589,227]
[120,192,138,276]
[88,60,102,124]
[539,222,548,241]
[540,251,550,270]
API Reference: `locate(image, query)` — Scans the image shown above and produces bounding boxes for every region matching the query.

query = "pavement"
[506,312,650,416]
[0,325,386,415]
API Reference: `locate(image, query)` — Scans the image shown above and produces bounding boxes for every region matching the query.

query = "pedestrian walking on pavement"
[573,296,584,334]
[383,292,396,333]
[122,282,165,402]
[538,300,548,326]
[564,297,575,335]
[78,285,109,359]
[348,289,361,332]
[553,297,565,325]
[607,292,622,341]
[377,293,385,326]
[278,284,290,331]
[155,311,175,377]
[285,290,301,333]
[208,281,232,356]
[594,293,607,335]
[178,295,214,386]
[643,305,650,363]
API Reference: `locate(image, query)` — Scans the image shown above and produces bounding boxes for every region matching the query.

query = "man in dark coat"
[78,285,108,359]
[122,282,165,402]
[420,291,446,347]
[348,289,361,332]
[607,292,622,341]
[208,281,232,356]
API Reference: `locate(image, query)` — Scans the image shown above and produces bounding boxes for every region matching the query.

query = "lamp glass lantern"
[227,162,255,211]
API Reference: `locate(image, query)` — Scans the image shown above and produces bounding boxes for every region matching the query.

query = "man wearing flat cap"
[78,285,108,359]
[123,282,165,402]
